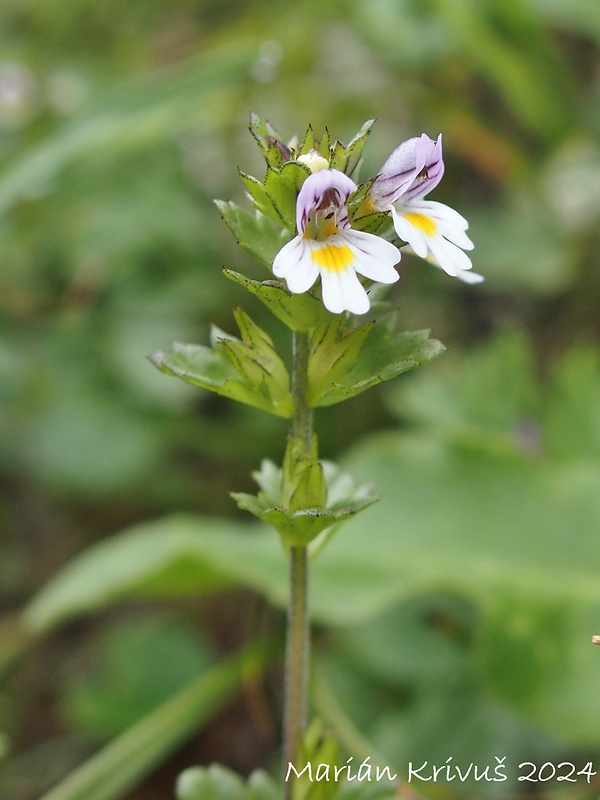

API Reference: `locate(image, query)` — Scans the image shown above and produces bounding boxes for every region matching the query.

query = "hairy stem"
[291,330,312,452]
[283,545,309,781]
[283,330,312,794]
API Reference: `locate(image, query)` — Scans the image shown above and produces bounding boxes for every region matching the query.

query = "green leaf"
[318,629,547,790]
[349,212,390,235]
[231,457,377,548]
[62,616,215,739]
[315,324,445,407]
[217,308,292,416]
[330,120,375,177]
[215,200,284,268]
[316,127,332,159]
[543,344,600,459]
[281,434,323,510]
[476,593,600,743]
[308,319,374,407]
[346,181,393,236]
[239,172,284,226]
[333,431,600,742]
[230,495,342,547]
[289,462,327,513]
[248,111,287,168]
[386,329,538,441]
[22,516,283,634]
[386,330,600,461]
[263,162,310,230]
[223,270,327,333]
[150,330,293,418]
[337,432,600,608]
[299,124,317,155]
[149,341,271,415]
[36,645,263,800]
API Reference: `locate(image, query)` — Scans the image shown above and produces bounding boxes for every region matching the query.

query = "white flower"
[273,168,400,314]
[370,134,482,284]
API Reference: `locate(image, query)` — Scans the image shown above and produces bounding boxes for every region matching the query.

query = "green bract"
[223,270,328,332]
[215,200,284,268]
[312,319,445,407]
[150,309,293,418]
[231,448,377,548]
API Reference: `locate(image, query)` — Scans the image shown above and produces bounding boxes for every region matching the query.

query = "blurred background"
[2,0,600,798]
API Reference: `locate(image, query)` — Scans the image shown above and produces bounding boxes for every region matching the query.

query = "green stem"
[291,330,312,452]
[283,331,312,794]
[283,546,309,781]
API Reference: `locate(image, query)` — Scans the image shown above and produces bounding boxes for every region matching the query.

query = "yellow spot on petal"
[403,212,437,236]
[312,243,354,272]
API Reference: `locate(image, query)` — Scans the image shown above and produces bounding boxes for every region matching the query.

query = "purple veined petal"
[371,133,445,208]
[398,133,445,203]
[273,235,319,293]
[319,263,370,315]
[295,168,357,233]
[340,229,401,284]
[370,136,422,209]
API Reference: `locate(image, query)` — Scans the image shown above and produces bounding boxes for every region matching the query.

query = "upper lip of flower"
[370,133,445,209]
[296,168,356,235]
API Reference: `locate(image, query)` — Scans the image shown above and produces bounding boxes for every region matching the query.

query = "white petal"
[407,200,474,250]
[390,206,429,257]
[273,236,319,293]
[454,268,484,284]
[340,229,401,284]
[427,234,473,276]
[406,246,483,283]
[320,266,370,315]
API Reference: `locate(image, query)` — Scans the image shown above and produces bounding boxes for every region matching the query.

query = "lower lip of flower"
[403,211,437,236]
[311,243,354,272]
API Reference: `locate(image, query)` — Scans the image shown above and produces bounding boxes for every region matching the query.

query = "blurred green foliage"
[2,0,600,799]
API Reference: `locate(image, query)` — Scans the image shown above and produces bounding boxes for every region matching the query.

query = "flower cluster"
[273,168,400,315]
[273,131,481,315]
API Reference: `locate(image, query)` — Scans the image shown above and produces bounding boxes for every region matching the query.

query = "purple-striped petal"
[296,168,357,233]
[371,133,445,208]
